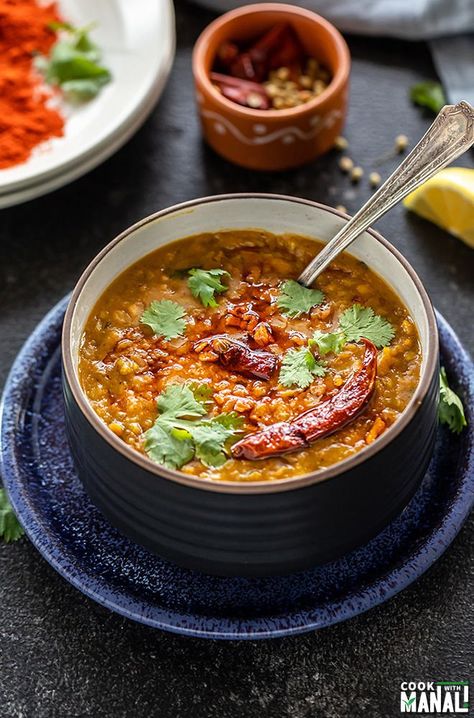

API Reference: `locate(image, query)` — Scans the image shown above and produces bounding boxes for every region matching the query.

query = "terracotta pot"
[192,3,351,171]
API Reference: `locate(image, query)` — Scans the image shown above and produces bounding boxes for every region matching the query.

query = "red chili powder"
[0,0,65,169]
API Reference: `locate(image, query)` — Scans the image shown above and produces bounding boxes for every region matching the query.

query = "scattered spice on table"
[369,171,381,188]
[212,23,332,110]
[350,166,363,183]
[394,134,409,153]
[0,0,65,169]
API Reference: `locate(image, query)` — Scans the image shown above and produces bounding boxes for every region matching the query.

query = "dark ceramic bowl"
[62,194,439,577]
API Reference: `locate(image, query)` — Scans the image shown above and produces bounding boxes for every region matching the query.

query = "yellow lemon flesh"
[403,167,474,248]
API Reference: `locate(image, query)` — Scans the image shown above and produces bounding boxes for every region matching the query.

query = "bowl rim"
[192,2,351,120]
[62,193,439,495]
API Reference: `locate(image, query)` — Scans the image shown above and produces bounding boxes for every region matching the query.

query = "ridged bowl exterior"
[62,195,440,578]
[63,362,439,577]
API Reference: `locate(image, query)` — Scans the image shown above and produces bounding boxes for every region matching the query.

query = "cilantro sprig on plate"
[144,384,243,469]
[277,280,325,318]
[439,367,467,434]
[0,489,24,543]
[140,300,187,340]
[36,22,112,102]
[188,268,230,308]
[279,346,326,389]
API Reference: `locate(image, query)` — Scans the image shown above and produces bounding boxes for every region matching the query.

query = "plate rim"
[0,65,174,209]
[0,0,175,202]
[1,295,473,640]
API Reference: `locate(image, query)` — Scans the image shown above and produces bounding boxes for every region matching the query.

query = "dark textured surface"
[0,1,473,716]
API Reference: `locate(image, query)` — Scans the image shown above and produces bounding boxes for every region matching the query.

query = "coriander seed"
[265,83,279,98]
[298,90,312,103]
[275,67,290,81]
[395,134,408,152]
[313,79,326,95]
[334,136,348,151]
[338,156,354,173]
[299,75,313,89]
[369,171,381,188]
[350,166,364,183]
[247,92,265,108]
[306,58,319,76]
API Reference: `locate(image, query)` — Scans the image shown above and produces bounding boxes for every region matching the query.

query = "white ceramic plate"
[0,0,175,206]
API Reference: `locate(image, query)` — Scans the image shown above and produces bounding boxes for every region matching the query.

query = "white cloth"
[193,0,474,39]
[192,0,474,104]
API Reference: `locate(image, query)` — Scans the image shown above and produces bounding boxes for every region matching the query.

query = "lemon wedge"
[403,167,474,248]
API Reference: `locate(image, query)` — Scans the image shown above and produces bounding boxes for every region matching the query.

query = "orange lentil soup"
[79,230,421,481]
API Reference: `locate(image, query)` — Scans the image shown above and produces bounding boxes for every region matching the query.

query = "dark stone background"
[0,2,472,716]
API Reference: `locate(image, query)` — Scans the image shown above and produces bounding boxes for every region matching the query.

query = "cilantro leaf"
[144,384,242,470]
[211,412,244,431]
[439,367,467,433]
[339,304,394,348]
[61,78,106,101]
[188,268,230,308]
[0,489,24,543]
[190,418,239,467]
[277,280,325,318]
[140,300,187,340]
[279,347,326,389]
[48,21,76,33]
[191,414,243,467]
[410,81,446,114]
[37,23,111,103]
[157,383,206,419]
[144,423,194,470]
[310,329,346,355]
[188,382,214,404]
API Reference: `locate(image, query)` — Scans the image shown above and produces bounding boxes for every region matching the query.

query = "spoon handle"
[298,101,474,287]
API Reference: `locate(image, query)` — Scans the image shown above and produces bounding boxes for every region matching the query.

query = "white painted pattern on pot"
[201,109,342,144]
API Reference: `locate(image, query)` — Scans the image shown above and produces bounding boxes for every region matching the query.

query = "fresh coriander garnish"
[309,305,394,357]
[439,367,467,434]
[36,22,111,102]
[278,302,394,389]
[279,346,326,389]
[277,280,325,318]
[144,384,243,469]
[310,329,346,355]
[188,268,230,308]
[140,299,186,340]
[410,81,446,114]
[188,382,214,403]
[338,304,394,348]
[0,489,24,543]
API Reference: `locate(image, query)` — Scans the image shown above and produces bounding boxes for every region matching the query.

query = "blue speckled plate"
[1,296,473,640]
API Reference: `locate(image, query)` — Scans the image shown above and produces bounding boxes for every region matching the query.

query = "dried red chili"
[194,334,278,380]
[210,72,270,110]
[230,23,302,82]
[232,340,378,460]
[212,22,331,111]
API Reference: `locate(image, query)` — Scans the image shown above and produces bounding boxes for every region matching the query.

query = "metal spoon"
[298,101,474,287]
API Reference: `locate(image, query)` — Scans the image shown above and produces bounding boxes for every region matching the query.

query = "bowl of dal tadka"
[62,194,439,576]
